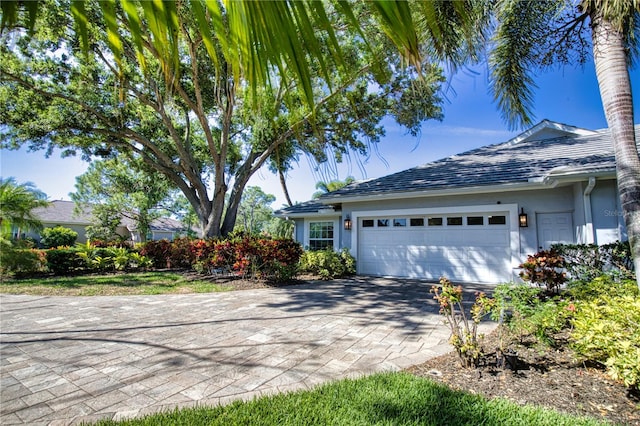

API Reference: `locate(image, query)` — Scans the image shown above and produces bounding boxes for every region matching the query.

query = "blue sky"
[1,60,638,209]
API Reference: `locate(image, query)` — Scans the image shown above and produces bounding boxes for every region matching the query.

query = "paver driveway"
[1,277,495,425]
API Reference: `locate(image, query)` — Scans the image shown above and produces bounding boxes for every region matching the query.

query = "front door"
[536,212,574,250]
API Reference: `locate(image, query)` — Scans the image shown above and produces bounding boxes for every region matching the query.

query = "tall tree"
[0,177,48,239]
[234,186,276,234]
[1,1,446,238]
[0,1,482,111]
[489,0,640,286]
[71,158,173,242]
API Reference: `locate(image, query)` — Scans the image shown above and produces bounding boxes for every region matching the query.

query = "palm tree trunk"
[279,169,294,207]
[591,13,640,288]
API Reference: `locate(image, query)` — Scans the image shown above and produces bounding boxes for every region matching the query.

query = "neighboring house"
[276,120,638,284]
[26,200,188,244]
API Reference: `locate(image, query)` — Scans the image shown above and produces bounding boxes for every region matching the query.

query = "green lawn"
[0,271,231,296]
[93,372,606,426]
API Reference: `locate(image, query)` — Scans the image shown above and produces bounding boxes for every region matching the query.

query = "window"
[362,219,374,228]
[428,217,443,226]
[309,221,334,250]
[467,216,484,225]
[488,215,507,225]
[447,217,463,226]
[410,218,424,227]
[393,218,407,227]
[377,219,390,227]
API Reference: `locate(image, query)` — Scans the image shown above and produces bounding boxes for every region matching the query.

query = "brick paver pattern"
[1,277,495,425]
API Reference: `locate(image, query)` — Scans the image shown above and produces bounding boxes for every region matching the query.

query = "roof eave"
[274,210,342,219]
[319,181,549,204]
[542,168,617,186]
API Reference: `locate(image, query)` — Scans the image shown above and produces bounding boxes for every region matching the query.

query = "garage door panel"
[445,247,467,260]
[443,230,464,244]
[463,230,508,246]
[358,212,512,283]
[425,231,445,244]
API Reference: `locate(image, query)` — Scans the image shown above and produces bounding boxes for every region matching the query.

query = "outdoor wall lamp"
[519,208,528,228]
[344,215,352,231]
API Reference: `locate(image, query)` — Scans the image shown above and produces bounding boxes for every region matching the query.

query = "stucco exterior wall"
[590,179,625,244]
[338,185,579,258]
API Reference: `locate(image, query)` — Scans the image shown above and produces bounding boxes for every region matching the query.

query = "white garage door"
[358,212,512,283]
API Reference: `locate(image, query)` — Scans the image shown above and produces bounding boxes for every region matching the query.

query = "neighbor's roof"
[122,216,185,233]
[32,200,93,224]
[33,200,185,232]
[276,120,640,216]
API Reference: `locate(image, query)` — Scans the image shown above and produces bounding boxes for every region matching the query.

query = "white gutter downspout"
[583,177,596,244]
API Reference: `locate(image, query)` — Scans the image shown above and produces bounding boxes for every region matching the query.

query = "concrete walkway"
[1,277,495,425]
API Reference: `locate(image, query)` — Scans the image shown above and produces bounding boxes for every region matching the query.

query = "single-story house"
[23,200,188,244]
[276,120,638,284]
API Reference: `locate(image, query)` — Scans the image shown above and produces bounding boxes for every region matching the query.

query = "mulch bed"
[406,328,640,425]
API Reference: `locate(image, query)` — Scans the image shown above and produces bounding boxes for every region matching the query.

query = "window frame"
[305,219,338,251]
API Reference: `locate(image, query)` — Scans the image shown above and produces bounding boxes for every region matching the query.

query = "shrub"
[519,248,567,294]
[493,283,572,346]
[167,237,196,269]
[40,226,78,248]
[139,238,197,269]
[553,241,634,281]
[339,248,357,275]
[0,248,47,277]
[227,236,302,281]
[571,293,640,389]
[140,239,173,268]
[299,248,355,279]
[74,244,152,272]
[255,238,303,282]
[141,236,303,282]
[46,247,85,274]
[567,275,638,301]
[431,277,496,368]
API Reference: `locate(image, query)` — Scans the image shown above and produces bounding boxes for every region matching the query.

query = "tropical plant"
[519,248,567,294]
[572,293,640,388]
[0,177,48,239]
[488,0,640,288]
[312,176,356,199]
[0,1,483,111]
[0,1,447,239]
[4,1,637,286]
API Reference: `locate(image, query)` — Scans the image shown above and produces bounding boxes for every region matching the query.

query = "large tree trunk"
[591,13,640,288]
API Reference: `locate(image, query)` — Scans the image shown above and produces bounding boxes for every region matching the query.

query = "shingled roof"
[31,200,93,224]
[276,120,640,215]
[33,200,185,232]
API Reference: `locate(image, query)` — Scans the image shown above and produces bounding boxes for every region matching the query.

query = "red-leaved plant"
[519,249,567,294]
